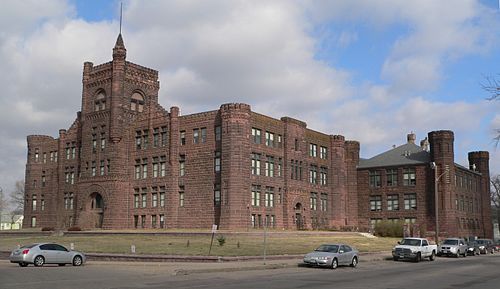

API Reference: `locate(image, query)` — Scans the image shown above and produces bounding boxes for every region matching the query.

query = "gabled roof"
[358,143,430,169]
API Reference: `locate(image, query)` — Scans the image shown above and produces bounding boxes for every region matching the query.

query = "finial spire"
[119,2,123,34]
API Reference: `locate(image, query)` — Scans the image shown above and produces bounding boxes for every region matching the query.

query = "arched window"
[131,92,145,112]
[94,91,106,111]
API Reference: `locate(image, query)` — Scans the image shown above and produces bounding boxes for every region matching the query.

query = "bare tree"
[492,175,500,230]
[9,180,24,215]
[0,187,7,222]
[482,75,500,146]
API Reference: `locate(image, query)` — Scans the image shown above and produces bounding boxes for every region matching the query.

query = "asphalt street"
[0,254,499,289]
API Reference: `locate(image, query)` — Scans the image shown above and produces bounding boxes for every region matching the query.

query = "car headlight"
[479,246,485,249]
[450,247,457,252]
[317,256,330,260]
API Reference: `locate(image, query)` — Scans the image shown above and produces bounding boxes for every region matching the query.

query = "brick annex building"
[23,34,493,238]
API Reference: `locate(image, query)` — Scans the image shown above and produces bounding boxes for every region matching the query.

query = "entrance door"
[90,192,104,228]
[294,202,303,230]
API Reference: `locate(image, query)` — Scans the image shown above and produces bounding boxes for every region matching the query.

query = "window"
[134,215,139,228]
[134,192,140,208]
[251,214,256,228]
[41,173,46,187]
[94,91,106,111]
[309,165,318,184]
[387,194,399,211]
[131,92,144,112]
[369,171,381,188]
[294,139,299,151]
[134,159,141,179]
[179,155,185,176]
[160,126,167,147]
[92,134,97,152]
[193,128,200,144]
[142,130,149,149]
[404,193,417,210]
[34,148,39,162]
[214,187,221,206]
[32,195,37,211]
[309,143,317,157]
[215,126,222,141]
[320,146,328,159]
[153,128,159,147]
[214,151,221,172]
[310,192,318,210]
[265,131,274,147]
[31,216,37,228]
[404,218,416,224]
[141,191,147,208]
[265,187,274,207]
[160,156,166,177]
[43,152,47,163]
[180,131,186,145]
[153,157,159,178]
[159,214,165,228]
[277,158,282,177]
[251,153,261,175]
[251,185,261,206]
[403,168,416,186]
[252,128,261,144]
[152,192,158,207]
[159,186,165,207]
[370,195,382,211]
[320,167,328,186]
[201,128,207,143]
[100,160,105,175]
[320,193,328,211]
[265,156,274,177]
[91,161,96,177]
[100,133,106,150]
[151,215,157,228]
[135,131,142,150]
[41,195,45,211]
[179,186,185,207]
[386,169,398,186]
[141,215,146,228]
[142,158,148,178]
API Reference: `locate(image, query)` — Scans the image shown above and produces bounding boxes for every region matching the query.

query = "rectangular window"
[134,159,141,179]
[152,157,159,178]
[152,192,158,207]
[159,214,165,228]
[251,185,261,206]
[151,215,157,228]
[386,169,398,186]
[142,158,148,179]
[159,186,166,207]
[43,152,47,163]
[277,158,282,177]
[179,186,185,207]
[153,128,159,148]
[41,195,45,211]
[310,192,318,210]
[135,131,142,150]
[404,218,416,224]
[141,191,147,208]
[214,188,221,206]
[214,151,221,172]
[403,168,416,186]
[265,187,274,207]
[142,130,149,149]
[180,130,186,146]
[387,194,399,211]
[141,215,146,228]
[404,193,417,210]
[309,165,318,184]
[100,133,106,150]
[160,156,166,177]
[161,126,168,147]
[31,216,36,228]
[179,155,185,176]
[32,195,37,211]
[252,128,261,144]
[320,167,328,186]
[320,193,328,212]
[265,131,274,147]
[320,146,328,159]
[215,126,222,141]
[251,153,261,175]
[369,171,381,188]
[309,143,317,157]
[265,156,274,177]
[91,161,96,177]
[134,215,139,228]
[201,127,207,143]
[370,195,382,211]
[251,214,256,228]
[193,128,200,144]
[100,160,105,176]
[107,159,110,174]
[134,192,140,208]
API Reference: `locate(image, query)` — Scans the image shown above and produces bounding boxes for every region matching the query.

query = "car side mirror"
[397,241,401,245]
[339,250,344,254]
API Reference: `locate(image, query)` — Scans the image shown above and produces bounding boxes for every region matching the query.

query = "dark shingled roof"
[358,143,430,169]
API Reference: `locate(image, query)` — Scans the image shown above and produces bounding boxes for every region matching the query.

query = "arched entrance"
[89,192,104,228]
[294,202,304,230]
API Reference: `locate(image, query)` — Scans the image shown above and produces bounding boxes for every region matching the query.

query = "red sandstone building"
[22,35,493,238]
[358,132,493,239]
[23,35,359,231]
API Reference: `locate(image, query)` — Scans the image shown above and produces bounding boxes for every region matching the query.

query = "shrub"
[41,227,54,231]
[67,226,82,231]
[217,235,226,246]
[374,221,404,238]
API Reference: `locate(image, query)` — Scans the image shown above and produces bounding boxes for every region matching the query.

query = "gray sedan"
[303,243,358,269]
[9,243,86,267]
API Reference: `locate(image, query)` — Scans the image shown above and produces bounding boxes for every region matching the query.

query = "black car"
[476,239,495,254]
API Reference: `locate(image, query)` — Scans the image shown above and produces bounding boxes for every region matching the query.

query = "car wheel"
[393,256,398,261]
[414,253,421,263]
[18,262,28,267]
[331,258,338,269]
[73,255,83,266]
[34,256,45,267]
[429,251,435,261]
[456,252,460,258]
[350,257,358,268]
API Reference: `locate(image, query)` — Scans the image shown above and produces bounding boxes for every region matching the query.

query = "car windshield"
[399,239,421,246]
[443,240,458,245]
[476,240,486,244]
[315,245,339,253]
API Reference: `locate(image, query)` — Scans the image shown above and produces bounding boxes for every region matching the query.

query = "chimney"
[407,132,416,144]
[420,137,430,152]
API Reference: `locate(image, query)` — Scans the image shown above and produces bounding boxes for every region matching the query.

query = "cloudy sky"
[0,0,499,195]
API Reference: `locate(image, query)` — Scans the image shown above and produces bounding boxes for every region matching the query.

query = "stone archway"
[89,192,105,228]
[294,202,304,230]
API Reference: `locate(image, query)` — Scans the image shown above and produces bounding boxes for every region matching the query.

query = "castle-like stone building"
[23,34,493,238]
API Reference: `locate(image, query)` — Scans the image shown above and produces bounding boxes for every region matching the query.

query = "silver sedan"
[303,243,359,269]
[9,243,86,267]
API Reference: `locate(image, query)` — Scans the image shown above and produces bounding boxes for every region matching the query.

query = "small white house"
[0,214,23,230]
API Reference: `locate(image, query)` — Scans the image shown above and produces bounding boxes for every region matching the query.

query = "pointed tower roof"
[112,33,126,60]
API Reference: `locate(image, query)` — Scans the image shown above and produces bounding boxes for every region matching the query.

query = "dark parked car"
[476,239,495,254]
[466,241,480,256]
[9,243,86,267]
[303,243,359,269]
